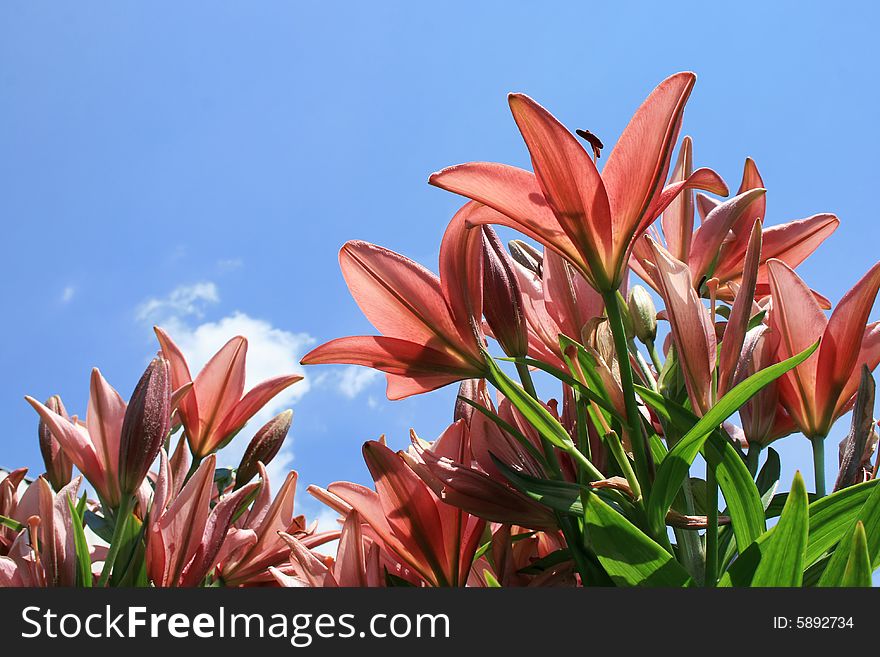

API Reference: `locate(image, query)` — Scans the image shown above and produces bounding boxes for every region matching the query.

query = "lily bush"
[2,71,879,587]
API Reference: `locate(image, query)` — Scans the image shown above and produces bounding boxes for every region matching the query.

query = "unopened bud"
[627,285,657,344]
[236,409,293,488]
[508,240,543,277]
[38,395,74,492]
[118,357,172,497]
[482,228,529,357]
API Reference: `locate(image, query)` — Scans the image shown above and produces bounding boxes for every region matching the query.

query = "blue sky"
[1,2,878,513]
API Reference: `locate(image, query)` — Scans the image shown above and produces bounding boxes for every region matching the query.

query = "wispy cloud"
[336,366,382,399]
[60,285,76,304]
[135,282,219,322]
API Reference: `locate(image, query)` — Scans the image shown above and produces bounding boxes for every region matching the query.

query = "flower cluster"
[2,72,879,587]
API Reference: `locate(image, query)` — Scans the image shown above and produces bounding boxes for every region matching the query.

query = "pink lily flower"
[430,72,728,292]
[217,464,337,586]
[645,237,717,415]
[0,468,29,554]
[406,414,558,532]
[270,512,384,588]
[146,452,259,587]
[26,369,128,508]
[301,202,497,400]
[326,441,485,587]
[154,327,302,458]
[767,259,880,439]
[513,247,608,367]
[37,396,74,492]
[634,141,838,306]
[737,326,797,448]
[0,476,82,587]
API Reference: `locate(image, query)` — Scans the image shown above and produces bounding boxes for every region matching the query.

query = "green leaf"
[704,431,766,551]
[756,448,781,501]
[0,514,24,533]
[456,396,548,467]
[482,570,501,587]
[581,491,692,587]
[504,355,619,417]
[484,354,575,453]
[637,387,765,552]
[806,479,880,565]
[643,340,818,540]
[84,510,114,543]
[517,548,572,575]
[750,472,809,587]
[721,472,810,587]
[66,496,93,588]
[817,478,880,586]
[492,458,587,515]
[840,522,872,587]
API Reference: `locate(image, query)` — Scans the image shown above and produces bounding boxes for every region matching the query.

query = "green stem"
[705,464,718,587]
[603,291,653,495]
[810,435,827,498]
[605,431,642,502]
[629,339,657,391]
[97,495,134,587]
[515,361,564,479]
[646,339,664,377]
[515,360,594,584]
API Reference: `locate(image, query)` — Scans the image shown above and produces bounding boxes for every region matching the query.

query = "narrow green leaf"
[806,479,880,565]
[0,514,24,533]
[504,355,619,417]
[66,496,93,588]
[704,431,766,551]
[840,522,872,587]
[493,458,587,514]
[84,510,114,543]
[484,354,575,452]
[456,396,548,466]
[817,478,880,586]
[756,448,781,499]
[581,491,692,587]
[482,570,501,587]
[637,387,765,551]
[723,472,810,587]
[644,340,818,539]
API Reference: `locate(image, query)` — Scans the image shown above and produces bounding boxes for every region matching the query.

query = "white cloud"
[136,282,219,322]
[138,283,314,482]
[61,285,76,303]
[336,366,382,399]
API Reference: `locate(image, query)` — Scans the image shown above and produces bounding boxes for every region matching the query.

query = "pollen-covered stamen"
[576,129,604,162]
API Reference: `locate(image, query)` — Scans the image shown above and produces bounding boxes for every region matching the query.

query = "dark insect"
[576,129,604,159]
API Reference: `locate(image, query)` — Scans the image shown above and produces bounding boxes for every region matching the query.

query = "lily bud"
[508,239,543,277]
[235,409,293,488]
[118,357,172,497]
[482,228,529,358]
[627,285,657,344]
[38,395,74,492]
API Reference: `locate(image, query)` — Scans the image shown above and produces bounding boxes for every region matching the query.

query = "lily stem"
[810,435,827,498]
[705,463,718,587]
[514,361,563,478]
[603,291,653,496]
[97,494,134,587]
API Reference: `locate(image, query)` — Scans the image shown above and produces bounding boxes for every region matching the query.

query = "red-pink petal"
[816,261,880,428]
[508,93,613,284]
[766,260,827,434]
